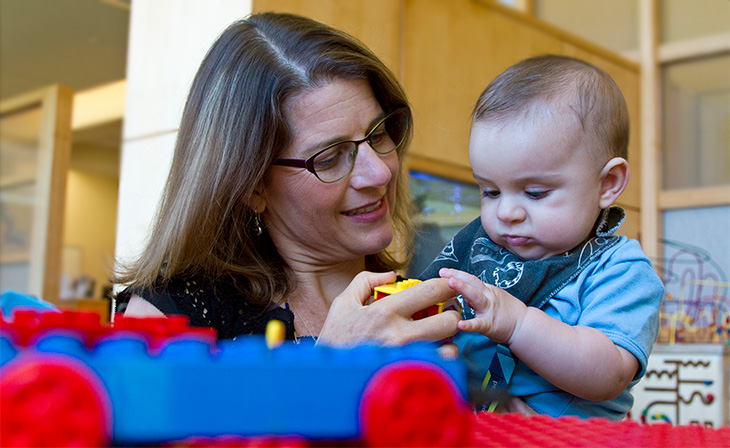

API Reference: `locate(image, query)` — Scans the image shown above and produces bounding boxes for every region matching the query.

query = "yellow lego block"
[373,279,422,301]
[373,279,461,321]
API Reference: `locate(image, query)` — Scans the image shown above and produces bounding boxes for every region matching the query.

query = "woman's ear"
[598,157,629,209]
[248,186,267,214]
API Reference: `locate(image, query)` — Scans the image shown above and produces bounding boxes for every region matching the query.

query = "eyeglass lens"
[313,109,408,182]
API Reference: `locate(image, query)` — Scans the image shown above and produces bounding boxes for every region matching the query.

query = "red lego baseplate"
[170,412,730,447]
[470,412,730,448]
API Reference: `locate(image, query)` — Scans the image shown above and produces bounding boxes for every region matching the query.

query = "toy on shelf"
[0,309,471,447]
[657,279,730,345]
[373,278,461,320]
[628,342,729,427]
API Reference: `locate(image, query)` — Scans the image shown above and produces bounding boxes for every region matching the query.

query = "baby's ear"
[598,157,629,209]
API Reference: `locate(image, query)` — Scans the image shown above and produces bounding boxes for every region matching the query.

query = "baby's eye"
[482,190,500,199]
[525,190,549,199]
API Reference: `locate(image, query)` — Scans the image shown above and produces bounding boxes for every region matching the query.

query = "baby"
[419,55,664,420]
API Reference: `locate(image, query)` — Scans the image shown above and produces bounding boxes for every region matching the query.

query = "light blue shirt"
[456,237,664,420]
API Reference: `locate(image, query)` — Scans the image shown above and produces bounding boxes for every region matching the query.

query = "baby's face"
[468,114,605,261]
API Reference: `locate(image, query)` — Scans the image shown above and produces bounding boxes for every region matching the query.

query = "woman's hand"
[317,271,461,347]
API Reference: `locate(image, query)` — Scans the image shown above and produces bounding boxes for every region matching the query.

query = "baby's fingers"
[458,317,492,334]
[439,268,481,287]
[441,274,490,311]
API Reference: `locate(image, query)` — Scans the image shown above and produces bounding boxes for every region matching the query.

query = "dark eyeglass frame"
[271,107,410,183]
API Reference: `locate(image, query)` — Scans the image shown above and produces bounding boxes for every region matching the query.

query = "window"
[408,172,481,277]
[662,54,730,190]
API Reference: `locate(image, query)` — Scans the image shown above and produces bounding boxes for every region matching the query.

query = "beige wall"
[63,170,118,298]
[254,0,401,71]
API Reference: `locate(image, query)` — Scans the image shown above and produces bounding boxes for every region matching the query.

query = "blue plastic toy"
[0,309,472,447]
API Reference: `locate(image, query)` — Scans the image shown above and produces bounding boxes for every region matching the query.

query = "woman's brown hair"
[114,12,414,306]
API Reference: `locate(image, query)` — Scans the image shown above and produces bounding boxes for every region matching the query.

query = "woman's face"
[261,78,400,267]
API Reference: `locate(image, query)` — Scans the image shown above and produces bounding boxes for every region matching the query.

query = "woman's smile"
[342,197,385,217]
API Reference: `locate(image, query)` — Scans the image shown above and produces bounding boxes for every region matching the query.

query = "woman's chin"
[357,231,394,257]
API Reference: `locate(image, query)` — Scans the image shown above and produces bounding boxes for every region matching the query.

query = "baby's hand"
[439,268,527,345]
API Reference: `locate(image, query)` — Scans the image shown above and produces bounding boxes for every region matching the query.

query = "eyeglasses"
[272,108,410,183]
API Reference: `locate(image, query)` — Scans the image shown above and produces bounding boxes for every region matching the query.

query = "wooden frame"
[660,186,730,210]
[639,0,661,259]
[0,85,74,304]
[659,32,730,64]
[644,2,730,241]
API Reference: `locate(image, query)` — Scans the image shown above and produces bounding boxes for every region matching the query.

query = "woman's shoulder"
[115,275,205,314]
[167,275,295,339]
[117,275,295,340]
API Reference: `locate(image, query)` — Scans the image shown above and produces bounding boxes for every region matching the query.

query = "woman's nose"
[349,142,395,188]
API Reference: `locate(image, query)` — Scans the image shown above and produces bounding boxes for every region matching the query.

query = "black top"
[115,276,295,340]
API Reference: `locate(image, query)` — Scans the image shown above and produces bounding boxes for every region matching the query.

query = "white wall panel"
[116,0,252,272]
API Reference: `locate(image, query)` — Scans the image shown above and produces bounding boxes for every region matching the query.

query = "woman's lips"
[343,198,384,216]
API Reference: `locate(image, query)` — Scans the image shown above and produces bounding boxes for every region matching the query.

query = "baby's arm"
[440,268,638,402]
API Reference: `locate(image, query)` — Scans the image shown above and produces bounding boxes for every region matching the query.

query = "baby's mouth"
[504,235,529,246]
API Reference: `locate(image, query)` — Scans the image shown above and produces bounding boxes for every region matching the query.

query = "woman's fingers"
[322,273,461,347]
[381,277,458,316]
[336,271,398,307]
[318,271,398,346]
[437,342,460,360]
[368,277,462,345]
[406,309,461,342]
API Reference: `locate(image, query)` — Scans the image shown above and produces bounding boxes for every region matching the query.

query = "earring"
[253,213,263,236]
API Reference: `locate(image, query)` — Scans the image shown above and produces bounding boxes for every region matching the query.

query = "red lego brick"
[0,310,217,352]
[113,315,217,350]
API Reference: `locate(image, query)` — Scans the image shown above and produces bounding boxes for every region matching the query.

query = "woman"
[115,12,460,349]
